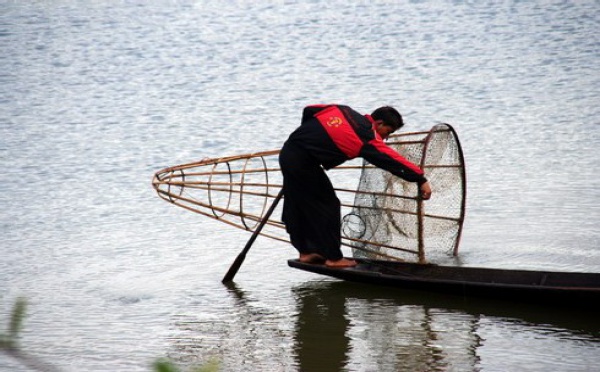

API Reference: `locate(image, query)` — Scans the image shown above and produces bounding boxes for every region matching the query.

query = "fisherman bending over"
[279,104,431,268]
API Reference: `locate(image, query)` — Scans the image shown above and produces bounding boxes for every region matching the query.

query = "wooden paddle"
[222,189,284,283]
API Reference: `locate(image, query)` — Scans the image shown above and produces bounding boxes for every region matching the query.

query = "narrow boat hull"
[288,259,600,307]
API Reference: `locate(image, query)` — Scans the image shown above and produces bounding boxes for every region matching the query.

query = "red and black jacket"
[285,104,427,185]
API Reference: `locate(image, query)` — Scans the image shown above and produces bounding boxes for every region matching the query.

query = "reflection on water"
[167,282,297,370]
[166,280,598,371]
[293,283,350,371]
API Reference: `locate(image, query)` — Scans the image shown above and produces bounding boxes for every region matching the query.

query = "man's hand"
[420,181,432,200]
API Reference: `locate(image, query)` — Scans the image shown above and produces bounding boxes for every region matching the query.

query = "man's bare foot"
[325,258,357,268]
[299,253,325,264]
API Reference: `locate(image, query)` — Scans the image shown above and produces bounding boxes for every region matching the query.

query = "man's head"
[371,106,404,139]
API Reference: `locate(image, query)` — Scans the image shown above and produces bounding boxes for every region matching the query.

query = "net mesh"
[343,124,466,263]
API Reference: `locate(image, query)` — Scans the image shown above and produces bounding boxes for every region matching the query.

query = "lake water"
[1,1,599,371]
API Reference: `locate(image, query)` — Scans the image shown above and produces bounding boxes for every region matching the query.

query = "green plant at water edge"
[2,298,62,371]
[2,298,219,371]
[0,297,27,349]
[153,357,220,372]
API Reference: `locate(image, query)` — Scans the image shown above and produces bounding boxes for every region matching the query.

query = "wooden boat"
[288,258,600,307]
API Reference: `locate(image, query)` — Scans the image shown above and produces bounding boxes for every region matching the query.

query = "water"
[1,1,599,371]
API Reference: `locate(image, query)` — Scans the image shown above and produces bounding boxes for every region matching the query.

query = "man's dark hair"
[371,106,404,130]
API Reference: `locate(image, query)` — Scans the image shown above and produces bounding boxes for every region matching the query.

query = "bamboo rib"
[155,180,280,189]
[157,160,458,179]
[340,202,463,223]
[335,187,418,200]
[173,166,281,177]
[345,245,405,261]
[154,150,280,174]
[342,235,420,255]
[157,190,283,234]
[164,163,462,177]
[157,179,421,204]
[390,129,434,137]
[385,139,426,146]
[157,189,277,217]
[159,183,279,200]
[422,164,462,169]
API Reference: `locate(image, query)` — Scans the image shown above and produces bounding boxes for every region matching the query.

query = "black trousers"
[279,141,343,260]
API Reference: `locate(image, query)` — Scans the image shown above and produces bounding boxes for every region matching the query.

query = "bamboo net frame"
[152,124,466,263]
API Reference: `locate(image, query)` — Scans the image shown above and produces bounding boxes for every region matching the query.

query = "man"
[279,104,432,268]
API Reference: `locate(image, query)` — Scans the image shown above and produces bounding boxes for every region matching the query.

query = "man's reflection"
[293,282,351,371]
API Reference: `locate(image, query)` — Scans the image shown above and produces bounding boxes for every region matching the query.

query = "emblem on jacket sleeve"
[327,116,343,128]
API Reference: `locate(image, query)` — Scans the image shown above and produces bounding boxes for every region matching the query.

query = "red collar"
[365,115,383,140]
[365,114,378,130]
[365,114,376,125]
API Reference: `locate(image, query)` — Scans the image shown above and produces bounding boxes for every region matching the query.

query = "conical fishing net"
[153,124,466,263]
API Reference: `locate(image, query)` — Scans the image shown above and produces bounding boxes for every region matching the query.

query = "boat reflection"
[292,282,351,371]
[291,280,598,371]
[292,281,480,371]
[167,280,598,371]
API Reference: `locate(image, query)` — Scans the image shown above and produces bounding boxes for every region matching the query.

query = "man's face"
[376,123,398,139]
